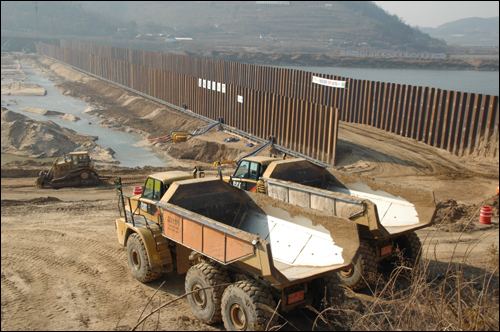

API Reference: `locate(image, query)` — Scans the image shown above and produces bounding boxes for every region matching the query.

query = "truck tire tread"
[185,262,231,324]
[338,240,377,291]
[395,231,422,267]
[127,233,162,283]
[222,279,278,331]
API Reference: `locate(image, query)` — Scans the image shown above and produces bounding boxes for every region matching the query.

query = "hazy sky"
[373,1,499,28]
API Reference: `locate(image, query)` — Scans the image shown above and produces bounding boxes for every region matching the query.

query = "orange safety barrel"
[479,206,492,225]
[133,187,143,196]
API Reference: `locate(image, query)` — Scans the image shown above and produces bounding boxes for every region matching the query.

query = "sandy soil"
[1,52,499,331]
[1,171,498,331]
[1,81,46,96]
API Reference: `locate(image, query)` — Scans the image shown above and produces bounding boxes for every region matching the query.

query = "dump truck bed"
[156,178,359,288]
[263,159,436,240]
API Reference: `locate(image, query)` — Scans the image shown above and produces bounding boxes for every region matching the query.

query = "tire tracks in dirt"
[1,197,218,331]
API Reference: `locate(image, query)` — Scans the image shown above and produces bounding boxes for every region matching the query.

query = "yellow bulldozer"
[36,151,100,189]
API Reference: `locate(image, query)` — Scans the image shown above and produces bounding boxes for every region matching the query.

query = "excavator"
[36,151,100,188]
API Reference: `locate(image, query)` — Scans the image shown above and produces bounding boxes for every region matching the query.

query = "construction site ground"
[1,53,499,331]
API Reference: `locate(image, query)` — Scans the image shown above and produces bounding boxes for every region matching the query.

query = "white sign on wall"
[312,76,346,88]
[237,95,243,103]
[200,79,227,94]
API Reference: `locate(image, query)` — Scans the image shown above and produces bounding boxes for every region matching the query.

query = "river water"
[275,65,499,96]
[1,61,171,167]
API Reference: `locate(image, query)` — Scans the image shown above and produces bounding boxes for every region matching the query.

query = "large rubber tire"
[309,273,345,310]
[221,280,278,331]
[337,240,378,291]
[393,231,422,268]
[126,233,162,283]
[185,262,231,324]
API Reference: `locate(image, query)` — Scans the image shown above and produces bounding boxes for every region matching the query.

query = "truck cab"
[115,169,201,283]
[127,171,194,224]
[227,156,279,192]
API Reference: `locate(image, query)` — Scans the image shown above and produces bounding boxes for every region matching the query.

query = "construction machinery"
[114,167,204,279]
[115,177,360,330]
[36,151,99,188]
[224,157,437,290]
[22,41,35,53]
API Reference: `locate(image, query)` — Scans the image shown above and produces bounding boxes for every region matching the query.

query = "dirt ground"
[1,53,499,331]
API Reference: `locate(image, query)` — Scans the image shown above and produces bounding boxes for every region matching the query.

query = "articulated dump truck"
[261,159,437,290]
[116,177,360,331]
[227,157,437,290]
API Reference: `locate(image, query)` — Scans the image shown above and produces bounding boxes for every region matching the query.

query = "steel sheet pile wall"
[38,41,498,160]
[37,41,339,164]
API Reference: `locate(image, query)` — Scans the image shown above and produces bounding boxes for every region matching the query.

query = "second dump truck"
[116,176,360,330]
[226,157,437,290]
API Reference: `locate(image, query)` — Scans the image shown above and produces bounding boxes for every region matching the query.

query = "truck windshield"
[143,178,162,201]
[233,160,250,178]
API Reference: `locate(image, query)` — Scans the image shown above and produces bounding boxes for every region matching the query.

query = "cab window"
[233,160,250,179]
[142,178,162,201]
[249,162,260,181]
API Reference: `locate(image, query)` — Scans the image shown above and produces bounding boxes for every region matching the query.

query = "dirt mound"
[1,108,95,157]
[434,195,499,232]
[1,82,47,96]
[1,196,61,207]
[436,195,499,224]
[1,108,117,163]
[166,139,248,164]
[20,107,64,116]
[435,200,478,224]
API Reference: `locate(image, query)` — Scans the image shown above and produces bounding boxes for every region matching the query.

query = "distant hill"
[76,1,445,52]
[0,1,445,53]
[0,1,122,38]
[420,17,499,47]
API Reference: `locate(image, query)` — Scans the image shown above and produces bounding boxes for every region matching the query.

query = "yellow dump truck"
[114,168,203,280]
[116,177,360,330]
[225,157,437,290]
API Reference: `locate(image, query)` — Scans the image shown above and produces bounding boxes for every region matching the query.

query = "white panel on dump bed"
[238,210,277,239]
[334,182,420,231]
[238,208,344,267]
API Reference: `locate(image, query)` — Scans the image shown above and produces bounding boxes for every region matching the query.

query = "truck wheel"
[309,273,345,310]
[185,262,231,324]
[126,233,162,283]
[337,240,377,291]
[394,231,422,268]
[221,280,278,331]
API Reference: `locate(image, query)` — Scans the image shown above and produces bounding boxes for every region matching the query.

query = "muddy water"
[1,61,171,167]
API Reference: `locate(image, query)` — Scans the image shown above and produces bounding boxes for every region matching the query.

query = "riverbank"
[184,50,499,71]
